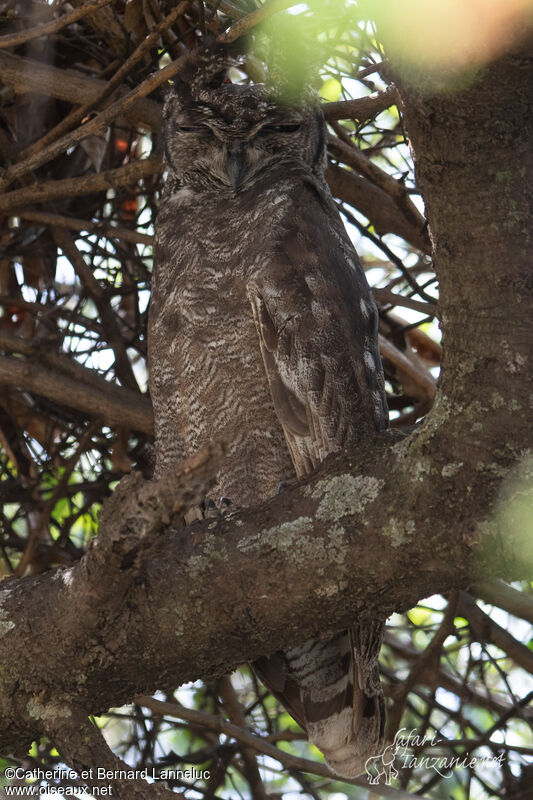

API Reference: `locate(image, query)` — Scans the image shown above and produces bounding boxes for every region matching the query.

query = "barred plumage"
[148,47,388,777]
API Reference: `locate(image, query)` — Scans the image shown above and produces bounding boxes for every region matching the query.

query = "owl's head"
[163,47,326,193]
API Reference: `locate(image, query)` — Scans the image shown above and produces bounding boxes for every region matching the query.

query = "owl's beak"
[227,142,245,192]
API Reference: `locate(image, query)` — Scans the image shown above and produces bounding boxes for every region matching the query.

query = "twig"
[387,593,459,737]
[384,634,533,721]
[458,592,533,674]
[0,354,154,435]
[52,227,139,392]
[19,0,190,162]
[323,86,399,122]
[17,210,153,246]
[218,0,300,43]
[136,696,423,800]
[0,0,113,49]
[0,155,163,213]
[46,706,179,800]
[338,202,435,302]
[216,677,268,800]
[373,288,436,315]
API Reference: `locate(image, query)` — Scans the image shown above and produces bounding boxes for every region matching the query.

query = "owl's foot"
[203,497,232,519]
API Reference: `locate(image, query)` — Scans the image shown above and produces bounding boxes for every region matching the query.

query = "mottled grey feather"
[148,47,388,777]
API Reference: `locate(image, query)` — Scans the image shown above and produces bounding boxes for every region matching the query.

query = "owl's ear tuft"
[174,41,242,99]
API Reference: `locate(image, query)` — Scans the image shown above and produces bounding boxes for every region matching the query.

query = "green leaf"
[320,77,342,102]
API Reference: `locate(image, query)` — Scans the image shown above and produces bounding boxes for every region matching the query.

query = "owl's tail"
[254,620,385,778]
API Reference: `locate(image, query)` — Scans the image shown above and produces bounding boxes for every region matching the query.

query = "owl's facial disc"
[165,84,324,191]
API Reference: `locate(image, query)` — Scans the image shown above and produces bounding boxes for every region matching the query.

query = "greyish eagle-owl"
[148,46,388,777]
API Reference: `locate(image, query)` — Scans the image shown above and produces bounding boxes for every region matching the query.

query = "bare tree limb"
[373,288,436,315]
[136,697,422,799]
[219,0,301,43]
[0,0,113,49]
[47,705,181,800]
[0,156,163,212]
[0,354,154,435]
[329,135,427,242]
[17,210,153,246]
[52,227,139,392]
[0,51,161,131]
[325,162,430,253]
[457,592,533,674]
[472,580,533,625]
[323,87,399,121]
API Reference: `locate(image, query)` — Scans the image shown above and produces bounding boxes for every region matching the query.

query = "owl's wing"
[247,177,387,776]
[247,177,387,478]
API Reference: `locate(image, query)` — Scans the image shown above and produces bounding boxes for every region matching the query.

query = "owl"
[148,47,389,778]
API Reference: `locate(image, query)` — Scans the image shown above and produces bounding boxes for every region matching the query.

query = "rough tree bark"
[0,35,531,796]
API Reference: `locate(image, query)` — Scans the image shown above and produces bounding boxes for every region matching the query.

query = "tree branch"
[0,0,113,49]
[325,163,431,253]
[323,87,399,122]
[0,418,529,755]
[136,697,421,800]
[17,210,153,246]
[0,354,153,435]
[0,51,161,131]
[0,156,162,213]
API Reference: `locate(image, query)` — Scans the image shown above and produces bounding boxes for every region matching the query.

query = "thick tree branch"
[0,419,529,755]
[472,580,533,625]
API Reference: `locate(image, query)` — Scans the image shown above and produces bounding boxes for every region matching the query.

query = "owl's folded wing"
[247,207,386,477]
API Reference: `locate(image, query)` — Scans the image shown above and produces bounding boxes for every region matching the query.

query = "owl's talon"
[201,497,232,520]
[204,499,219,518]
[219,497,232,515]
[277,480,289,494]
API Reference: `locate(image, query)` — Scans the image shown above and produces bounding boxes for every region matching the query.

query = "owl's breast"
[149,190,294,501]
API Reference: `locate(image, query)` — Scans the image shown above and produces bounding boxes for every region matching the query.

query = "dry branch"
[0,156,162,212]
[323,87,399,121]
[0,0,113,49]
[0,355,153,435]
[17,210,153,246]
[219,0,301,43]
[329,136,426,240]
[0,51,161,131]
[472,580,533,625]
[52,227,138,392]
[373,288,436,315]
[136,696,421,800]
[326,163,430,252]
[19,0,190,162]
[458,592,533,674]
